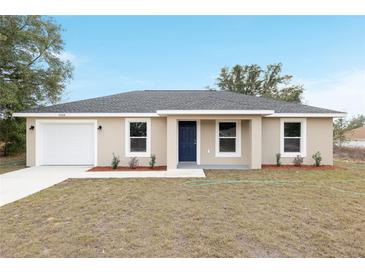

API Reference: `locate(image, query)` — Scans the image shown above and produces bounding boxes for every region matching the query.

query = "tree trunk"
[3,142,9,157]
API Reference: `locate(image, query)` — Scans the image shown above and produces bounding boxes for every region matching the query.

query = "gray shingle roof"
[21,90,343,114]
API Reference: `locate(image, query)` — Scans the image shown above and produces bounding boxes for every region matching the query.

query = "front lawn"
[0,160,364,257]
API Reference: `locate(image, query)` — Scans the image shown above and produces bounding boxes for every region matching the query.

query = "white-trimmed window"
[125,118,151,157]
[215,120,241,157]
[280,118,306,157]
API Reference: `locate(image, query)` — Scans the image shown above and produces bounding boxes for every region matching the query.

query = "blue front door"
[179,121,197,162]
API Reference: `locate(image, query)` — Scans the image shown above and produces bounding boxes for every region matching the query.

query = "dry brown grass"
[334,146,365,162]
[0,160,364,258]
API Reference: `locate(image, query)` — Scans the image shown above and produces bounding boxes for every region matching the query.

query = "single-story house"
[344,127,365,148]
[13,90,345,169]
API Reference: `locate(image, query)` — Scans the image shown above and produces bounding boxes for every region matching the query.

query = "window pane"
[130,122,146,137]
[284,122,301,137]
[219,138,236,152]
[219,122,236,137]
[130,138,146,152]
[284,138,300,152]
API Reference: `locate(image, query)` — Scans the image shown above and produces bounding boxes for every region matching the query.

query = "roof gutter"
[12,112,159,118]
[12,111,346,118]
[266,113,346,118]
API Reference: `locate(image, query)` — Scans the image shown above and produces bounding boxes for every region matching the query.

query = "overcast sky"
[56,16,365,116]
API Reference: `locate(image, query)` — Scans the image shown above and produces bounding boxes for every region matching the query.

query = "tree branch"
[26,41,52,68]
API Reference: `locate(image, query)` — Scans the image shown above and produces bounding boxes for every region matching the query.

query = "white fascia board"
[12,112,159,118]
[156,110,275,115]
[13,111,346,118]
[266,113,346,118]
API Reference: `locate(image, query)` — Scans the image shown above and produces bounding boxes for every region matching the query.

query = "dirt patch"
[262,164,338,170]
[88,166,167,172]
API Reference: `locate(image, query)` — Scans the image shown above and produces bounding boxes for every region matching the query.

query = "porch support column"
[250,116,262,169]
[166,116,178,169]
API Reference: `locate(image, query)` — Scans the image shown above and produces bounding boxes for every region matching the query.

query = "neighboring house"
[344,127,365,148]
[13,90,345,169]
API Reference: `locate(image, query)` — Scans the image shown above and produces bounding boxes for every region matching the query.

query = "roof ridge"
[142,89,217,92]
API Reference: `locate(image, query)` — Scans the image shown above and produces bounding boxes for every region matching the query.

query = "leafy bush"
[312,151,322,167]
[293,155,304,166]
[0,118,26,156]
[111,153,120,169]
[128,157,139,169]
[275,153,281,166]
[149,154,156,169]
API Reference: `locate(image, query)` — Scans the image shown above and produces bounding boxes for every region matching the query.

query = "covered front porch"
[177,162,250,170]
[165,115,263,170]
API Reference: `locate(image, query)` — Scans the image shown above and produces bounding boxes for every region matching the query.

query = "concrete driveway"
[0,166,205,207]
[0,166,90,207]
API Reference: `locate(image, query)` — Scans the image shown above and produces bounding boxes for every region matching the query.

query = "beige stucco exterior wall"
[26,118,36,166]
[25,117,167,167]
[249,117,262,169]
[262,117,333,165]
[25,115,333,168]
[166,116,178,169]
[261,117,280,165]
[200,120,250,166]
[307,118,333,165]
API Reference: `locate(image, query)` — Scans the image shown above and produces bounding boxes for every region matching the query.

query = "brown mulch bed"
[262,164,339,170]
[88,166,167,172]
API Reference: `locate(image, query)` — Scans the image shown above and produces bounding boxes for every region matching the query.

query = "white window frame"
[125,118,151,157]
[215,120,242,158]
[280,118,307,157]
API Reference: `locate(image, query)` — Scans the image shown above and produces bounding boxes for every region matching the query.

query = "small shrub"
[149,154,156,169]
[275,153,281,166]
[128,157,139,169]
[293,155,304,166]
[111,153,120,169]
[312,151,322,167]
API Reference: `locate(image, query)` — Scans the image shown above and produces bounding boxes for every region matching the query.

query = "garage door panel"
[39,122,95,165]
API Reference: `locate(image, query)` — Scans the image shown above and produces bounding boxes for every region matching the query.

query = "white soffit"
[156,110,275,115]
[13,111,346,118]
[267,113,346,118]
[13,112,159,117]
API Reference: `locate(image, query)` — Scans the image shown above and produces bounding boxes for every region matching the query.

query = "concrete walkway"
[74,169,205,179]
[0,166,90,207]
[0,166,205,207]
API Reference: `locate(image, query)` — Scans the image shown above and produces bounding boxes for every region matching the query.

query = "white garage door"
[38,122,95,165]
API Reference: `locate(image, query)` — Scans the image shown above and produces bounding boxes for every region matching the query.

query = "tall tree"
[333,114,365,146]
[346,114,365,131]
[333,118,349,147]
[216,63,303,102]
[0,16,73,155]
